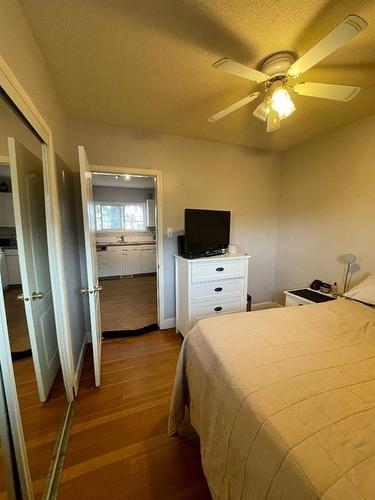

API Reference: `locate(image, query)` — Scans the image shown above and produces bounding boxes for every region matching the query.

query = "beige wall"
[68,121,281,319]
[0,0,69,162]
[275,113,375,302]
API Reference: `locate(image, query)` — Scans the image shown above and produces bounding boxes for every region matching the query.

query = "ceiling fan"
[208,14,367,132]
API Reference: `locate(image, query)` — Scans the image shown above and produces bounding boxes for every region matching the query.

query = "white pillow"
[344,274,375,305]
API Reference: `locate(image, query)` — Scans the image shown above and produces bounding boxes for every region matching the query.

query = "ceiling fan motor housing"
[261,52,296,78]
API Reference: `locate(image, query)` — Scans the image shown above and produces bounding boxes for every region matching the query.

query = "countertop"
[96,241,156,248]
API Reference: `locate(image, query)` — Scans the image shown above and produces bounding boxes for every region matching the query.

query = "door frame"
[91,164,166,328]
[0,50,75,495]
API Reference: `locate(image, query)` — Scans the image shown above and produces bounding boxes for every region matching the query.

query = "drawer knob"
[216,267,224,272]
[214,306,222,312]
[214,287,223,292]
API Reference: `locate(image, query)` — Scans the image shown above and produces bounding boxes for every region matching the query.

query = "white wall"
[275,113,375,302]
[0,0,70,163]
[0,1,85,385]
[69,120,281,320]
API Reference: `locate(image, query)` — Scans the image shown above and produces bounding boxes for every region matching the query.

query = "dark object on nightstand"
[310,279,331,292]
[291,289,335,303]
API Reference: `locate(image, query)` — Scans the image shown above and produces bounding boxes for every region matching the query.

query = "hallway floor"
[58,330,211,499]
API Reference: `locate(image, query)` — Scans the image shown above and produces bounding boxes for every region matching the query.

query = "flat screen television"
[184,209,230,258]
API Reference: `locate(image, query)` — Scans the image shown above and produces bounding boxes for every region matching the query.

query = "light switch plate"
[167,227,173,238]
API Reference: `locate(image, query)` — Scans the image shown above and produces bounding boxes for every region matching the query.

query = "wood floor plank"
[59,330,211,499]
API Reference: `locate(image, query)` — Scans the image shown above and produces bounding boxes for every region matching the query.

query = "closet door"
[78,146,102,386]
[8,137,60,401]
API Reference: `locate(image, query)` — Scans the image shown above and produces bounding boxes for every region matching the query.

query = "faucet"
[116,234,126,243]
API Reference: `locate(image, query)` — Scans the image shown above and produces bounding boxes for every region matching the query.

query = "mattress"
[169,299,375,500]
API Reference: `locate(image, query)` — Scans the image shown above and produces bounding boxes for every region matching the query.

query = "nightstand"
[284,288,336,307]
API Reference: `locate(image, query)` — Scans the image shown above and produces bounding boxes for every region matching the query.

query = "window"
[95,202,146,232]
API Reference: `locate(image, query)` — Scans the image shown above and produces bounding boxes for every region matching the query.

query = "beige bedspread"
[169,299,375,500]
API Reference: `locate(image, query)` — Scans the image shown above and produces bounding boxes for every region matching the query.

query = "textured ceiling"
[20,0,375,151]
[92,173,155,189]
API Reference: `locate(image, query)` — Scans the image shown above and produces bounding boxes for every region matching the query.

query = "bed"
[169,298,375,500]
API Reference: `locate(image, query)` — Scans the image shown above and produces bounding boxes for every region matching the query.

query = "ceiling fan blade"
[208,92,260,122]
[266,108,280,133]
[288,15,367,77]
[293,82,360,101]
[213,58,269,83]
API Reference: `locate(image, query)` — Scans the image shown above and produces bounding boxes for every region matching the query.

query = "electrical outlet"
[167,227,173,238]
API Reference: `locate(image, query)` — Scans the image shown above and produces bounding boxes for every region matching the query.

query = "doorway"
[78,147,165,387]
[93,172,158,333]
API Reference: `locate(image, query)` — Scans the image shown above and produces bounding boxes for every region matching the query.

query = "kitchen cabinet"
[124,247,141,275]
[106,246,123,276]
[140,247,156,273]
[0,251,8,289]
[5,249,21,285]
[96,244,156,277]
[0,193,15,226]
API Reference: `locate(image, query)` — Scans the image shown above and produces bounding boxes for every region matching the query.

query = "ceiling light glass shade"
[271,88,296,118]
[253,97,271,122]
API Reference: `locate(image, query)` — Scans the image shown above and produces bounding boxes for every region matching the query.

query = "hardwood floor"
[3,286,31,352]
[0,285,69,497]
[99,275,157,332]
[0,358,68,498]
[58,330,211,499]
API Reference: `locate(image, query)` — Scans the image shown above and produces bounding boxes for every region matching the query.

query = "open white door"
[78,146,102,386]
[8,138,60,402]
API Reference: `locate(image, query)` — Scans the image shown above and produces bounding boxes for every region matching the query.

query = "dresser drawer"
[192,279,244,302]
[191,259,247,283]
[192,297,244,322]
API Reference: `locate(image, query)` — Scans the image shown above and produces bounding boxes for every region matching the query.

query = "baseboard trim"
[73,339,87,396]
[159,317,176,330]
[252,301,283,311]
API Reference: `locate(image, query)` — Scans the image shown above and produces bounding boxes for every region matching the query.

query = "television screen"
[184,209,230,257]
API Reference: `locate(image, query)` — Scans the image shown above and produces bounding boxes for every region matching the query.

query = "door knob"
[80,287,89,294]
[94,285,103,292]
[16,293,29,302]
[31,291,44,301]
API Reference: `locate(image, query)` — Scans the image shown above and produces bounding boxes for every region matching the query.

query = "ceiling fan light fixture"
[253,98,270,122]
[271,88,296,119]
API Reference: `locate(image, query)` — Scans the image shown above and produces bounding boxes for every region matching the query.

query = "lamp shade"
[343,253,356,264]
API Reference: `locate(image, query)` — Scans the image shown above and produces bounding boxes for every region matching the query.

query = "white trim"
[91,164,166,329]
[159,317,176,329]
[73,339,87,396]
[251,301,283,311]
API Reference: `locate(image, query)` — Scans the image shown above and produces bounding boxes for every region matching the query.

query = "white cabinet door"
[0,253,8,289]
[125,247,141,275]
[97,251,110,277]
[106,247,124,276]
[0,193,15,226]
[5,251,21,285]
[140,248,156,273]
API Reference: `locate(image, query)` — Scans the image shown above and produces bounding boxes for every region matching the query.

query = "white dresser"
[175,253,250,337]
